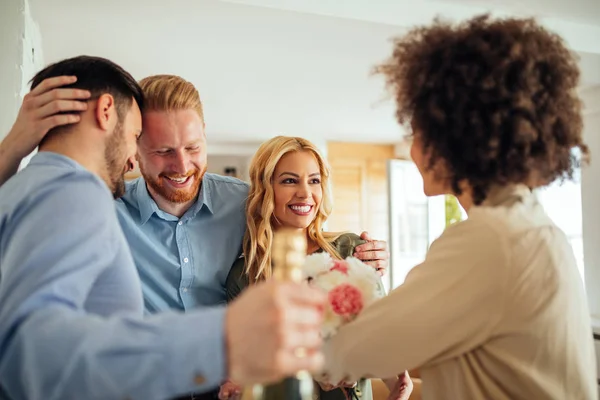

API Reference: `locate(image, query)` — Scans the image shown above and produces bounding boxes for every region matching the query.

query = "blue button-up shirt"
[0,153,226,399]
[116,173,248,313]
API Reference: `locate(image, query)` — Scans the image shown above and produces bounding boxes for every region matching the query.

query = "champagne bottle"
[253,228,314,400]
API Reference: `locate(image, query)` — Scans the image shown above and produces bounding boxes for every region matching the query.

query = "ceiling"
[29,0,600,145]
[434,0,600,26]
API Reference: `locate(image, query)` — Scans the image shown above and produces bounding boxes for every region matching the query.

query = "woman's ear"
[94,93,116,131]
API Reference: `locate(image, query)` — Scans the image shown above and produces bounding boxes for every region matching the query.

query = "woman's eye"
[282,178,296,184]
[310,179,321,184]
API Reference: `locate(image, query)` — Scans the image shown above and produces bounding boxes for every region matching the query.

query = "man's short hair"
[31,55,144,122]
[138,75,204,124]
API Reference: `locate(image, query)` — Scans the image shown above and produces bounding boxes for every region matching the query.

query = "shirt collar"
[135,178,163,225]
[482,184,533,207]
[29,151,86,171]
[135,176,214,224]
[191,178,214,217]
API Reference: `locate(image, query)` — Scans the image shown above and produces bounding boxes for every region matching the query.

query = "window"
[535,171,584,281]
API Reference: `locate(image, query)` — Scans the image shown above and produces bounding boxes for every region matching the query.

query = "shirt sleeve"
[322,215,509,382]
[0,175,227,400]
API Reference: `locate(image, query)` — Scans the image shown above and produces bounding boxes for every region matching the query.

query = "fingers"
[387,371,414,400]
[354,240,388,253]
[276,348,325,376]
[219,382,242,400]
[39,114,82,134]
[282,305,324,329]
[225,280,326,385]
[281,324,323,350]
[36,99,88,120]
[398,370,411,383]
[353,250,388,261]
[275,283,324,355]
[317,381,336,391]
[29,75,78,96]
[359,231,372,241]
[282,282,327,307]
[33,88,91,110]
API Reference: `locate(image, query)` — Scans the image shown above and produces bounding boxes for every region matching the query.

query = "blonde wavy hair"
[138,74,205,124]
[244,136,343,283]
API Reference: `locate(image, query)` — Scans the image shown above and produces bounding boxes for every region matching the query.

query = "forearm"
[0,306,227,400]
[323,220,506,383]
[0,139,25,186]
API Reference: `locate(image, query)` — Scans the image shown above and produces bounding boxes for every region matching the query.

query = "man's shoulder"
[0,164,114,245]
[1,162,108,208]
[122,177,143,200]
[204,173,249,198]
[116,177,144,210]
[204,173,249,189]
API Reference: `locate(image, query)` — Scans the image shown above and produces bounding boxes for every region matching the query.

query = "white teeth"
[167,176,188,183]
[290,205,311,213]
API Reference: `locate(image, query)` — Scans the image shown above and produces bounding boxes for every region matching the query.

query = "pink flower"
[329,283,363,319]
[330,260,349,275]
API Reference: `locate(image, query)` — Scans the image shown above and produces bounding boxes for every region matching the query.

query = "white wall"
[19,0,45,167]
[0,0,26,141]
[29,0,404,144]
[581,85,600,320]
[0,0,44,166]
[207,155,252,182]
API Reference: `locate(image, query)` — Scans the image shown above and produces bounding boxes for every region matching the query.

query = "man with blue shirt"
[0,56,326,400]
[122,74,389,316]
[117,75,249,314]
[1,73,389,400]
[116,74,389,400]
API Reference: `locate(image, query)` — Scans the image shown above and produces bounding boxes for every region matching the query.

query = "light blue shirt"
[116,173,248,313]
[0,152,226,400]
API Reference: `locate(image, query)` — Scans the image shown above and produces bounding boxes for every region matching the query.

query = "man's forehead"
[139,119,205,147]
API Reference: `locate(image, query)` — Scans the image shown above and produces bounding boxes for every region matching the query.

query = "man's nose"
[172,151,188,174]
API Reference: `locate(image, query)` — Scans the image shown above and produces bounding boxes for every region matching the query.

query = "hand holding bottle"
[225,279,326,386]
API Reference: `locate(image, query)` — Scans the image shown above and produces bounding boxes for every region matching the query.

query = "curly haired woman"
[320,15,597,400]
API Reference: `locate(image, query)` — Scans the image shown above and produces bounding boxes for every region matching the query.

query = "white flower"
[302,254,385,338]
[302,252,333,280]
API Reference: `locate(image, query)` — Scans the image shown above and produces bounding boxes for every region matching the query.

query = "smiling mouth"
[288,205,313,215]
[163,175,193,186]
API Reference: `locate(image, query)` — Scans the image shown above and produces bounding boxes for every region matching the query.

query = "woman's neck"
[304,229,320,254]
[457,191,474,213]
[454,181,474,213]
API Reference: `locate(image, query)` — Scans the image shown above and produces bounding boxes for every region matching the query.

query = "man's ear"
[95,93,116,131]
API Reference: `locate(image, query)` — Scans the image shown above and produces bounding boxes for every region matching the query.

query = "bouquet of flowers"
[302,252,385,339]
[302,253,385,399]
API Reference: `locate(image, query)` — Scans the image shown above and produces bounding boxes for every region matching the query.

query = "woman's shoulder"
[331,232,367,259]
[229,255,246,275]
[226,255,249,302]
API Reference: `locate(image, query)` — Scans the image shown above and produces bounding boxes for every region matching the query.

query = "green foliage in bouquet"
[445,195,463,228]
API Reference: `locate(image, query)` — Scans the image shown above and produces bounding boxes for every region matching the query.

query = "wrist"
[1,130,28,163]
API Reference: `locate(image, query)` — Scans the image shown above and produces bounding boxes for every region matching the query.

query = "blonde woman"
[222,136,412,400]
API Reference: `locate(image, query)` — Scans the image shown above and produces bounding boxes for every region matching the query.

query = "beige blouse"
[323,185,597,400]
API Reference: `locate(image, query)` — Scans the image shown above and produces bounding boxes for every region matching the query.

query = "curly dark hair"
[375,14,589,205]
